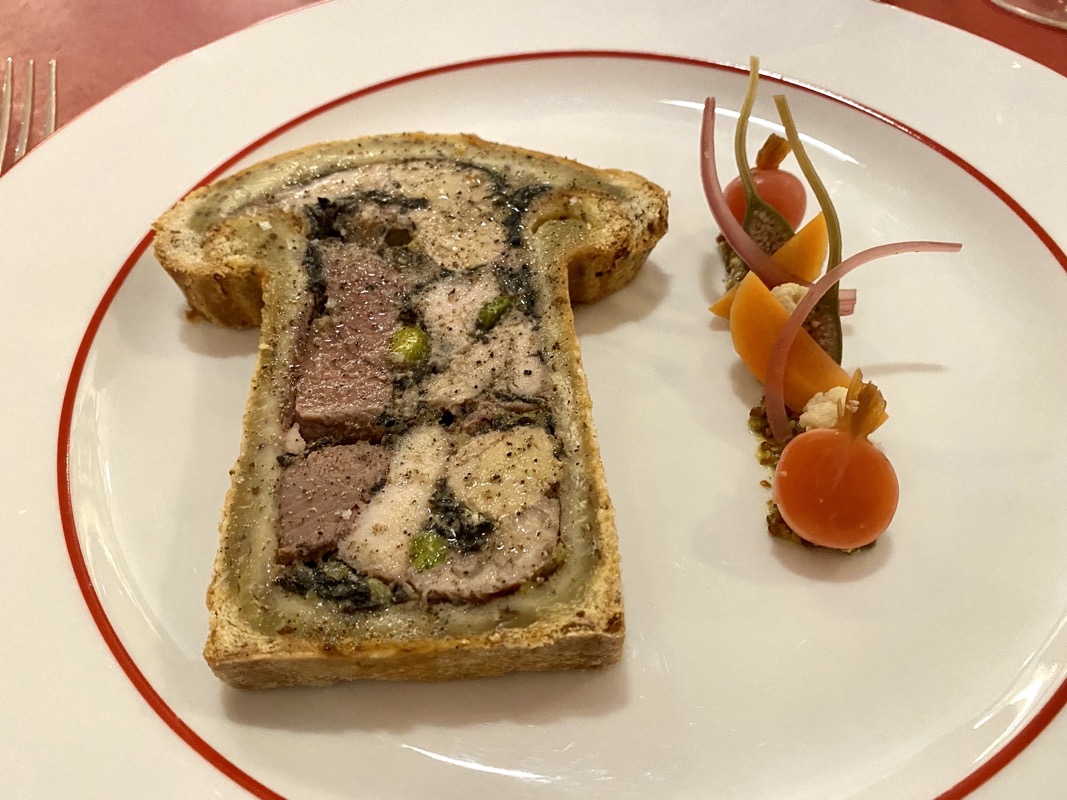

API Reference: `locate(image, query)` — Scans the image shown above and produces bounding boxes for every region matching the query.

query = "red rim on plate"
[55,51,1067,800]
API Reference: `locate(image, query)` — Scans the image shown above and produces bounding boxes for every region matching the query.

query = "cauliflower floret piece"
[799,386,849,431]
[770,282,808,315]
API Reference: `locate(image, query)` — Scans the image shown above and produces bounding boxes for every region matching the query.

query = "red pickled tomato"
[723,169,807,231]
[773,428,899,550]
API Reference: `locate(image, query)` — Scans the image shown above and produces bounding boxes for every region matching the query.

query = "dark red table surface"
[2,0,1064,155]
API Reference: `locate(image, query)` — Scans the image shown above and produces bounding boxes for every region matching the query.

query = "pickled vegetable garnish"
[703,58,962,552]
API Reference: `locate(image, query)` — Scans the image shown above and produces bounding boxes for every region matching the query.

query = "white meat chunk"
[421,317,549,409]
[416,270,499,363]
[446,426,561,518]
[337,425,450,581]
[338,425,563,602]
[408,497,561,601]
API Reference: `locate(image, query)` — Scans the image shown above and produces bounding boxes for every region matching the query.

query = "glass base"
[988,0,1067,29]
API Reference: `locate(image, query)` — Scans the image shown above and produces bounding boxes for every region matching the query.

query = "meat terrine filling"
[238,158,595,631]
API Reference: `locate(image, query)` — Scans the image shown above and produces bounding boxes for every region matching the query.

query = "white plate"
[4,2,1067,799]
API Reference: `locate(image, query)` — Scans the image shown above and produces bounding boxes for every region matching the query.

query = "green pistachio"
[476,295,513,332]
[391,325,429,365]
[366,577,393,606]
[409,531,448,572]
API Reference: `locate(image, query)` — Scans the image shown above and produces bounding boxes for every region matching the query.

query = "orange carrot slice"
[771,212,827,282]
[728,272,849,411]
[710,214,827,319]
[709,285,738,318]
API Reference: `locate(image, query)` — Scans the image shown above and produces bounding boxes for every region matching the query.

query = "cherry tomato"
[723,168,807,231]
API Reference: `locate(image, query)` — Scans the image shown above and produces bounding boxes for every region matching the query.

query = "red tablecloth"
[1,0,1064,135]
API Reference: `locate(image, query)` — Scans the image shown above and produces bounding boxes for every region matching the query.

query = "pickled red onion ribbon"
[839,288,857,316]
[764,240,962,443]
[700,98,805,289]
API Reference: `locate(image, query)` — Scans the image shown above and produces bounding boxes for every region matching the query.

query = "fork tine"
[13,59,35,163]
[0,58,12,169]
[0,58,55,177]
[44,59,56,137]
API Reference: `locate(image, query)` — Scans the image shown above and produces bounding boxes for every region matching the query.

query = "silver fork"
[1,58,58,177]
